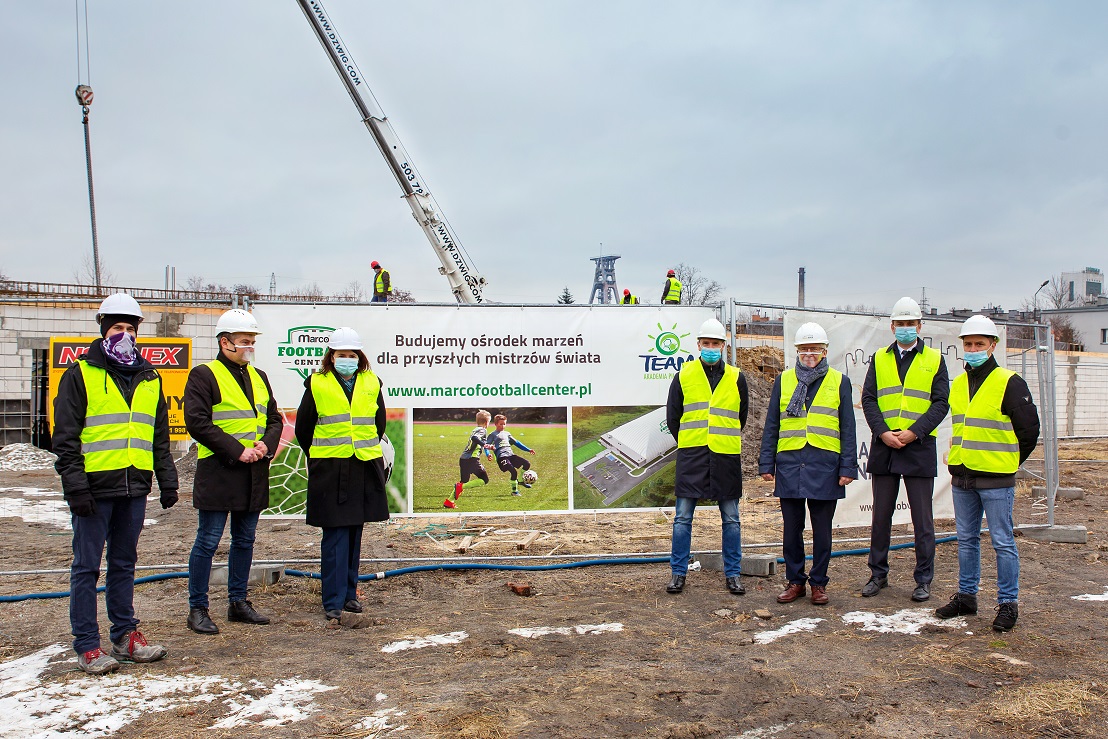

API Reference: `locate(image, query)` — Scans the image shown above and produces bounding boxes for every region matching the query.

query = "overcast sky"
[2,1,1105,311]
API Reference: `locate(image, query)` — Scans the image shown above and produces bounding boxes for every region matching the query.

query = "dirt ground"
[1,441,1107,738]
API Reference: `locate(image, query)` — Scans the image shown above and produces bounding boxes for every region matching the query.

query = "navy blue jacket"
[860,341,950,478]
[758,370,858,500]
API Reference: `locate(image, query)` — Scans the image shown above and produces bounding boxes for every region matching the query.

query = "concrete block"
[1016,524,1088,544]
[209,564,284,588]
[1031,486,1085,500]
[696,553,777,577]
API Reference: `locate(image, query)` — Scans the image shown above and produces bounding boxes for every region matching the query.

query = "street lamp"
[1033,279,1049,324]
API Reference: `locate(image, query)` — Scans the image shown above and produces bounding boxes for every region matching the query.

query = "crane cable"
[75,0,102,289]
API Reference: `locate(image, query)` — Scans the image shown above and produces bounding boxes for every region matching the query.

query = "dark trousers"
[70,495,146,653]
[780,498,837,587]
[188,510,261,608]
[321,525,364,613]
[371,294,388,303]
[867,474,935,584]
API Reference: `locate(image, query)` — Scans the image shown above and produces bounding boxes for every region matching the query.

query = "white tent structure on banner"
[599,407,675,468]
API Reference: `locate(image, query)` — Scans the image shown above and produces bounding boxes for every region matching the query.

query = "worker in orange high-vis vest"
[934,315,1038,634]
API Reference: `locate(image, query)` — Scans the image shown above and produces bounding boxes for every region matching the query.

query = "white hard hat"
[890,297,923,321]
[697,318,727,341]
[96,293,143,323]
[327,327,363,351]
[958,314,999,339]
[215,308,262,335]
[794,322,829,346]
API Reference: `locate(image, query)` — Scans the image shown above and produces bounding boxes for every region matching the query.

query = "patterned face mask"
[104,331,137,364]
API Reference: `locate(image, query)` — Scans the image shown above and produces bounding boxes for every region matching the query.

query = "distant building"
[1042,303,1108,352]
[1060,267,1104,304]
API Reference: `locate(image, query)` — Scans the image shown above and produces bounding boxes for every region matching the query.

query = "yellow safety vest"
[77,361,159,472]
[777,368,843,454]
[677,360,743,454]
[622,295,639,305]
[195,360,269,460]
[949,367,1019,474]
[375,269,392,294]
[664,278,682,303]
[874,345,942,436]
[309,371,383,460]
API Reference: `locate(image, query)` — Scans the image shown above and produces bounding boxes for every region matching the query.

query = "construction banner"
[250,304,715,515]
[47,337,192,440]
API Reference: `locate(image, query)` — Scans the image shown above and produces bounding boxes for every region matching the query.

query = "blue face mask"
[700,348,722,364]
[334,358,360,376]
[963,350,989,368]
[894,327,918,345]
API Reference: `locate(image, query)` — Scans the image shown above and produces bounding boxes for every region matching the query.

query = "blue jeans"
[321,525,363,613]
[188,510,260,608]
[70,496,147,654]
[670,497,742,577]
[952,485,1019,603]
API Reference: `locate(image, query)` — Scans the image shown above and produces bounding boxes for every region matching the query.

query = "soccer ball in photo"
[522,469,537,485]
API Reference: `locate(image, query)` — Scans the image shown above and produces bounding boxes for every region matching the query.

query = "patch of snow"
[0,495,71,529]
[1072,587,1108,602]
[375,692,388,701]
[753,618,824,644]
[0,443,58,471]
[352,706,407,734]
[508,622,624,639]
[381,631,469,653]
[726,724,793,739]
[209,678,336,729]
[842,608,966,634]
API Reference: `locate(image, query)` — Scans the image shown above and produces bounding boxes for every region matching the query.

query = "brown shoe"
[776,582,806,603]
[810,585,829,605]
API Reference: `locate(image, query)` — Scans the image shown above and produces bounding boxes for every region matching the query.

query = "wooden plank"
[516,531,541,550]
[456,536,474,553]
[629,533,671,540]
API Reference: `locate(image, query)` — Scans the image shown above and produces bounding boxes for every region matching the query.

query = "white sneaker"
[110,630,168,663]
[77,647,120,675]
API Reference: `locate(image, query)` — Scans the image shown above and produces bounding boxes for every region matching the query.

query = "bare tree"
[674,263,724,306]
[334,280,366,302]
[72,254,114,286]
[391,288,416,303]
[232,283,262,300]
[286,282,325,300]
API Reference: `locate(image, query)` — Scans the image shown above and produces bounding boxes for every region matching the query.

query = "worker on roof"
[621,289,639,305]
[183,308,282,636]
[661,269,682,305]
[859,297,950,604]
[53,293,177,674]
[934,315,1039,633]
[371,261,392,303]
[760,322,857,607]
[665,318,748,597]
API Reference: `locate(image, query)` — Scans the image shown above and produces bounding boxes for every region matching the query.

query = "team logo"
[276,325,335,379]
[639,323,694,378]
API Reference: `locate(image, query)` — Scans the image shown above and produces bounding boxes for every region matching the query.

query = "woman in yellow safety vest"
[759,322,857,607]
[294,327,390,622]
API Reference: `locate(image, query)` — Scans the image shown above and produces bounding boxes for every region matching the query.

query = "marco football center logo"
[276,325,335,379]
[640,323,694,379]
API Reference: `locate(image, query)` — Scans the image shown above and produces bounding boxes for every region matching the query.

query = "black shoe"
[935,592,978,619]
[666,574,686,594]
[860,576,888,597]
[187,607,220,635]
[911,583,931,602]
[324,609,343,621]
[992,602,1018,632]
[343,599,363,613]
[227,600,270,625]
[726,576,746,595]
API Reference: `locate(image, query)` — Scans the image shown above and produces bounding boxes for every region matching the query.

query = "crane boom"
[296,0,487,303]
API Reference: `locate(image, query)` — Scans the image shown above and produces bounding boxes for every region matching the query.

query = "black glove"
[160,490,179,510]
[68,494,97,518]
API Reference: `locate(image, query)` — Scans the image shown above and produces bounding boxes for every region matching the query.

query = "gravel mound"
[0,443,58,472]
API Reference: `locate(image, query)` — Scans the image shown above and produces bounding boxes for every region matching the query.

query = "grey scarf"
[785,358,828,418]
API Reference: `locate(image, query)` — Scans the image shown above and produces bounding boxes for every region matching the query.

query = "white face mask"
[229,344,255,362]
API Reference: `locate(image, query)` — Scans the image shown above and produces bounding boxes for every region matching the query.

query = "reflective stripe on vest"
[677,360,742,454]
[664,278,682,303]
[195,360,269,460]
[874,345,942,436]
[77,361,159,472]
[375,270,391,294]
[948,367,1019,474]
[777,368,843,454]
[309,371,383,461]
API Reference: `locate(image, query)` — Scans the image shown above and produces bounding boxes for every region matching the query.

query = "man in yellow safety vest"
[371,260,392,303]
[665,317,748,596]
[661,269,682,305]
[184,308,282,635]
[860,297,950,603]
[53,293,177,674]
[621,289,639,305]
[934,315,1039,632]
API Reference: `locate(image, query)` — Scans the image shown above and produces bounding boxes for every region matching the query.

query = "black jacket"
[861,341,950,478]
[947,356,1040,489]
[294,372,389,528]
[53,339,178,503]
[184,352,283,511]
[665,359,749,500]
